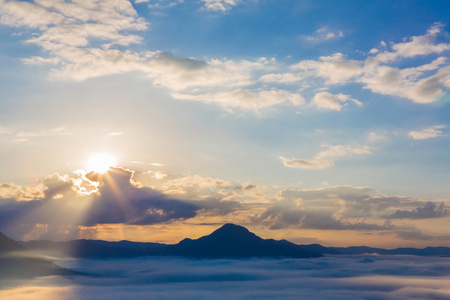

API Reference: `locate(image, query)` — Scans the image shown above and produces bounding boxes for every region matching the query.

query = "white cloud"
[316,144,372,159]
[292,53,363,85]
[374,23,450,63]
[305,26,344,42]
[280,144,372,170]
[360,58,449,104]
[21,56,60,65]
[2,2,449,111]
[289,25,450,104]
[173,89,304,111]
[409,125,446,140]
[310,92,361,111]
[201,0,239,11]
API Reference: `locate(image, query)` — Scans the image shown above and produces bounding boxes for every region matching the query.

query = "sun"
[86,153,117,173]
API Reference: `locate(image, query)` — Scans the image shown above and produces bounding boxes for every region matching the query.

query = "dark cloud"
[0,168,201,239]
[251,205,394,231]
[385,201,449,219]
[241,184,257,192]
[84,168,199,226]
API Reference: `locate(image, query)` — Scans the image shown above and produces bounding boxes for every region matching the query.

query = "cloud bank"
[1,255,450,300]
[1,169,448,245]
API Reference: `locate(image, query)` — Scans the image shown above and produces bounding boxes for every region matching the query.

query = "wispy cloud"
[173,88,305,112]
[280,144,372,170]
[305,26,344,42]
[279,157,333,170]
[0,125,69,142]
[201,0,240,12]
[409,125,446,140]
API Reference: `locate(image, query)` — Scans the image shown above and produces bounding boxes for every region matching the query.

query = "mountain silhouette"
[23,239,164,259]
[22,224,450,259]
[23,224,322,259]
[150,223,322,258]
[0,232,80,279]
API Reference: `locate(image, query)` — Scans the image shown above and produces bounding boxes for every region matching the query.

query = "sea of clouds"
[1,255,449,299]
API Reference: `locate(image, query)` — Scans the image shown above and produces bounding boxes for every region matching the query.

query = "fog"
[1,255,449,299]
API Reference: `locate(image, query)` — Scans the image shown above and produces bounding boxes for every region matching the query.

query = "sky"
[0,0,449,247]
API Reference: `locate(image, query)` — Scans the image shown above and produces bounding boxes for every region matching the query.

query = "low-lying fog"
[1,255,449,299]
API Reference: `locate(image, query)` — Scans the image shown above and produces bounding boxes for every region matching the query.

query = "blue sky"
[0,0,449,247]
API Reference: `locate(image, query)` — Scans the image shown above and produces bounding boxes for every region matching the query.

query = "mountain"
[88,240,165,250]
[23,239,164,259]
[24,224,322,259]
[21,224,450,260]
[327,246,450,256]
[0,232,80,280]
[149,223,322,258]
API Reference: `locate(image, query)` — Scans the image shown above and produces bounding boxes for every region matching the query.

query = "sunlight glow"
[86,153,117,173]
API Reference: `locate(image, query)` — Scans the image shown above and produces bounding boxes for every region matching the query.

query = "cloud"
[0,0,147,46]
[409,125,446,140]
[3,255,450,300]
[0,125,69,143]
[292,53,363,85]
[173,89,305,111]
[1,170,449,243]
[316,144,372,159]
[305,26,344,42]
[279,157,334,170]
[201,0,240,12]
[374,23,450,63]
[144,0,184,8]
[0,168,203,240]
[84,168,199,226]
[2,2,449,112]
[310,92,362,111]
[289,25,450,104]
[252,205,394,231]
[250,185,444,237]
[367,132,387,142]
[360,58,449,104]
[156,175,241,216]
[250,185,402,231]
[107,132,123,136]
[280,144,372,170]
[385,201,449,219]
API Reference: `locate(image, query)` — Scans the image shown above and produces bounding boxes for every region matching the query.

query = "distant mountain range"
[21,223,450,259]
[3,223,450,280]
[0,232,80,280]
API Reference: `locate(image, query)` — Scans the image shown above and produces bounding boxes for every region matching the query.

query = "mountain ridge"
[0,232,81,280]
[20,223,450,259]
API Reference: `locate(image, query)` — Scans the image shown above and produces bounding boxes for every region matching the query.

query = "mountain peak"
[215,223,251,233]
[207,223,259,242]
[169,224,321,258]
